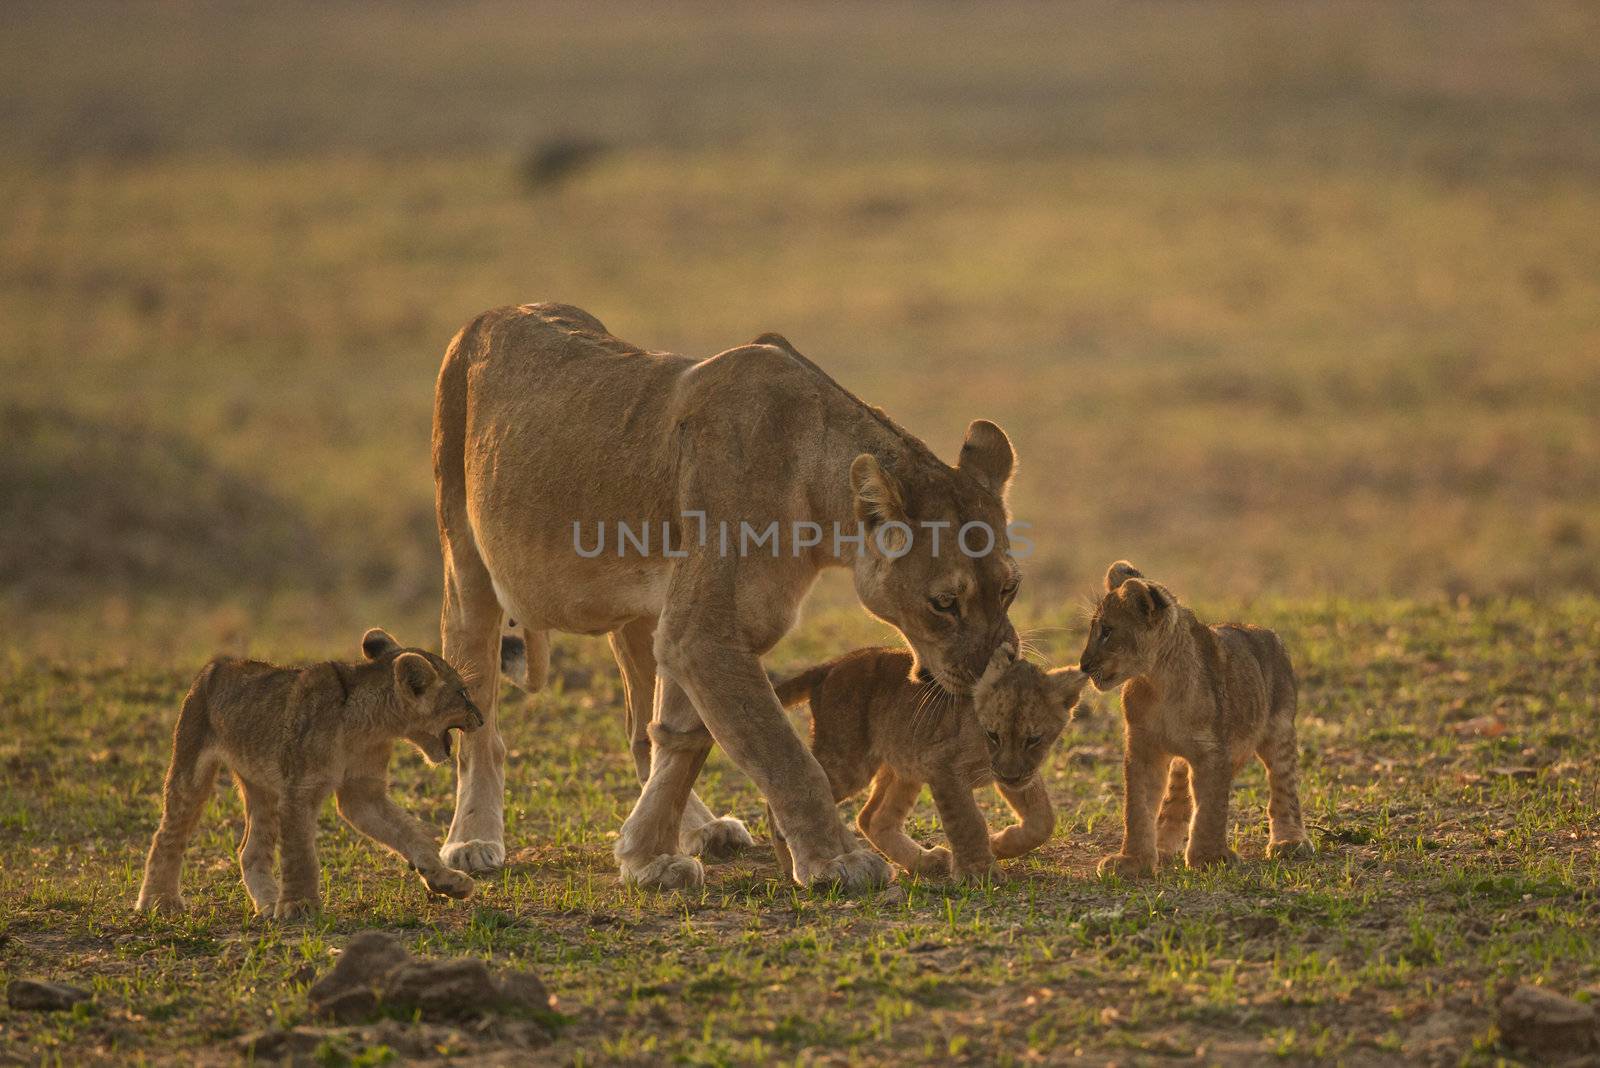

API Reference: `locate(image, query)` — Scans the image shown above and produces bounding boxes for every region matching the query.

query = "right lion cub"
[1079,562,1312,876]
[772,645,1088,880]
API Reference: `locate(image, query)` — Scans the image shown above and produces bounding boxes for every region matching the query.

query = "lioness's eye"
[1026,734,1043,748]
[930,593,958,614]
[1002,580,1020,603]
[984,729,1000,745]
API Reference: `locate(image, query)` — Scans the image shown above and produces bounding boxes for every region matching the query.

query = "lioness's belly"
[463,316,690,635]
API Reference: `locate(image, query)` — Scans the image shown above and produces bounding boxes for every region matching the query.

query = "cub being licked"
[770,645,1088,880]
[1079,562,1313,877]
[136,629,483,919]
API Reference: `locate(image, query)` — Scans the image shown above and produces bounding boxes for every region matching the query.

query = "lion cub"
[136,629,483,918]
[1079,562,1312,877]
[771,645,1088,880]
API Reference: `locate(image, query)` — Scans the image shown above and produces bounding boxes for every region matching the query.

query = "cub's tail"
[771,663,833,708]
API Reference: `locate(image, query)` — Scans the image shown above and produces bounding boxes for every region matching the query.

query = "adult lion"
[433,303,1021,889]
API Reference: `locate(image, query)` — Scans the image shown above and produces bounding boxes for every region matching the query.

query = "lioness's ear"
[751,331,801,358]
[850,453,906,527]
[1049,667,1091,720]
[1105,560,1143,592]
[362,628,401,660]
[957,420,1015,498]
[393,652,436,699]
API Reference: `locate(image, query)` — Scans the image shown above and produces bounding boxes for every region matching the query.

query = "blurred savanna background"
[3,5,1599,1064]
[5,1,1599,661]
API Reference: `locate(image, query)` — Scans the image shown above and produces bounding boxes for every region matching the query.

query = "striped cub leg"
[1259,713,1313,858]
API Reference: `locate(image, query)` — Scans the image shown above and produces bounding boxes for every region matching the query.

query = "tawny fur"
[432,303,1021,890]
[1078,562,1312,877]
[770,646,1087,880]
[135,629,484,919]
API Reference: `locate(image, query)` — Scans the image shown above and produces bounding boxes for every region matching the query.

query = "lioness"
[1078,562,1313,876]
[771,645,1088,880]
[135,629,482,918]
[434,303,1020,890]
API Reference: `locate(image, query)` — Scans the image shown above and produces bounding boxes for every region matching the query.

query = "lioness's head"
[849,420,1020,696]
[1077,561,1177,690]
[361,628,484,764]
[972,645,1089,787]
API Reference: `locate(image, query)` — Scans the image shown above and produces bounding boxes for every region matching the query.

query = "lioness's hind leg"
[611,618,751,861]
[1260,713,1312,859]
[1156,759,1194,861]
[236,778,280,914]
[438,544,507,875]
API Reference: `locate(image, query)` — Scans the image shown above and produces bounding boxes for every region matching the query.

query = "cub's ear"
[1105,560,1143,592]
[850,453,907,528]
[957,420,1015,498]
[393,652,437,699]
[981,642,1018,682]
[1048,667,1092,720]
[1119,578,1172,619]
[362,628,401,660]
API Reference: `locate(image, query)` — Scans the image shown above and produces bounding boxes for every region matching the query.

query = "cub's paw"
[1267,839,1316,861]
[952,861,1003,885]
[423,867,475,900]
[1184,847,1239,869]
[684,815,755,862]
[622,853,705,891]
[273,897,321,921]
[134,892,185,915]
[907,846,953,878]
[441,839,505,875]
[1097,852,1157,879]
[989,829,1042,861]
[802,849,892,893]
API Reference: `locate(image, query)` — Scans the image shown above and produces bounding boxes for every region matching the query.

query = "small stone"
[497,968,552,1014]
[7,979,92,1012]
[1499,984,1599,1058]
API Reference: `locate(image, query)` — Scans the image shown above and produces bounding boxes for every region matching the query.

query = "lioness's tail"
[772,663,833,708]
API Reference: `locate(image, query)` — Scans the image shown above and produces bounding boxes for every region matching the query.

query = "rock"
[7,978,92,1012]
[305,931,554,1036]
[1499,984,1598,1058]
[384,958,500,1021]
[307,931,411,1020]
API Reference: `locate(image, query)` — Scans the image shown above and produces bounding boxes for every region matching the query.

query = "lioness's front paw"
[1097,852,1157,879]
[683,815,755,862]
[441,839,505,874]
[423,867,475,900]
[801,849,892,893]
[273,897,321,921]
[907,846,953,878]
[621,853,705,891]
[1267,839,1315,860]
[1184,846,1238,869]
[134,892,185,915]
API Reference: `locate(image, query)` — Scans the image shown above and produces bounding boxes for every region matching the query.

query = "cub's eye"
[1025,734,1043,748]
[929,593,959,614]
[1099,626,1113,644]
[984,729,1000,745]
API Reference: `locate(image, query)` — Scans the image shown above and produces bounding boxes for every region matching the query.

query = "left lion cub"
[136,628,483,919]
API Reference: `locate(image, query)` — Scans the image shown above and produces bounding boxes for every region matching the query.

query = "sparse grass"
[3,599,1597,1064]
[3,3,1599,1064]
